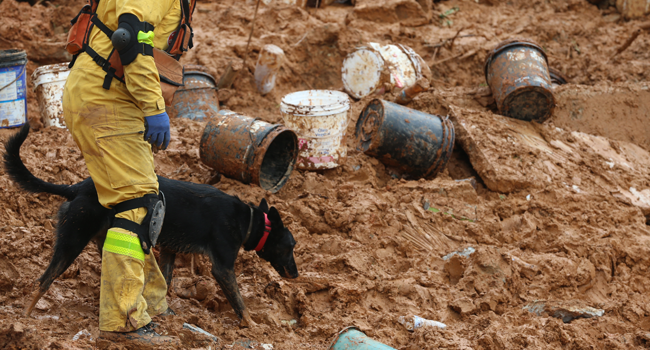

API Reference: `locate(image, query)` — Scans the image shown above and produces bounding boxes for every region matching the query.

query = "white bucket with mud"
[342,42,431,99]
[280,90,350,170]
[32,63,70,128]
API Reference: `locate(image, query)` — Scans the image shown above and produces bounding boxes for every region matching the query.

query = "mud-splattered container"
[32,63,70,128]
[342,43,430,100]
[355,99,455,179]
[281,90,350,170]
[199,110,298,193]
[169,65,219,120]
[0,49,28,128]
[548,67,569,87]
[616,0,650,19]
[484,39,555,123]
[328,327,396,350]
[255,44,285,95]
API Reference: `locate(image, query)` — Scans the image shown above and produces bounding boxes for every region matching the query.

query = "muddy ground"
[1,0,650,348]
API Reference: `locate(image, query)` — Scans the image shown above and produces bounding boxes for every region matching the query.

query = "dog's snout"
[281,266,299,279]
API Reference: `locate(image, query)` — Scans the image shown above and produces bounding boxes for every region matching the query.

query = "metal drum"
[199,110,298,193]
[169,65,219,120]
[355,99,455,179]
[484,39,555,123]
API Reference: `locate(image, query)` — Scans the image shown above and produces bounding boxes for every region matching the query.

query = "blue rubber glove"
[144,112,171,150]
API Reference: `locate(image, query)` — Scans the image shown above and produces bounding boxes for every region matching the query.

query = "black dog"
[3,123,299,327]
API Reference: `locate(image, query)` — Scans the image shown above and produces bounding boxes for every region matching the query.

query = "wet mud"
[2,0,650,348]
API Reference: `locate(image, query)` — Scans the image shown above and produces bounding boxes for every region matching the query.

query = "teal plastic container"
[0,49,28,128]
[328,327,396,350]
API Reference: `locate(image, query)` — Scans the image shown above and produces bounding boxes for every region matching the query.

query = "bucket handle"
[0,65,26,93]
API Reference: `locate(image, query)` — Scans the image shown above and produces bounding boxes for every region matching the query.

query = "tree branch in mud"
[609,22,650,60]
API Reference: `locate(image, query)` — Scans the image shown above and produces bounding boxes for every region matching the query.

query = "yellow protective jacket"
[73,0,181,117]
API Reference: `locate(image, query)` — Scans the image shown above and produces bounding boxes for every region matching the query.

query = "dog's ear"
[259,198,269,213]
[268,207,284,228]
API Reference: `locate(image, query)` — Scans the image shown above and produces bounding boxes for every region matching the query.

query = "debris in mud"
[255,44,285,95]
[328,327,396,349]
[183,323,219,343]
[394,77,430,105]
[442,247,475,260]
[398,315,447,331]
[524,300,605,323]
[72,329,92,341]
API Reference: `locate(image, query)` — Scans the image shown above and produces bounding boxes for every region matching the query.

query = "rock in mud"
[524,300,604,323]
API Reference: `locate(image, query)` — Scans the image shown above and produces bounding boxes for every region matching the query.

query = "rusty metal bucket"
[484,39,555,123]
[169,65,219,120]
[199,110,298,193]
[355,99,454,179]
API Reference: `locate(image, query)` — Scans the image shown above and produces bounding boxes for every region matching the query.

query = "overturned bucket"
[281,90,350,170]
[355,99,454,179]
[199,110,298,193]
[32,63,70,128]
[342,43,430,99]
[484,39,555,123]
[169,65,219,120]
[0,49,28,128]
[328,327,396,350]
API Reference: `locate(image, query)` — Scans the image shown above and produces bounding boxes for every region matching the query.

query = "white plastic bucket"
[32,63,70,128]
[341,43,430,99]
[280,90,350,170]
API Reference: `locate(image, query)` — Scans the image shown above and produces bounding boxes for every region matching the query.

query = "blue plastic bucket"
[0,49,28,128]
[328,327,396,350]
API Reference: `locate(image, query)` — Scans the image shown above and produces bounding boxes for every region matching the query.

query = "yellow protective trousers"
[61,0,181,333]
[63,68,169,332]
[62,0,181,333]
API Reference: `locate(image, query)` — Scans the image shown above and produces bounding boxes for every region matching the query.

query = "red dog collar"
[255,213,272,251]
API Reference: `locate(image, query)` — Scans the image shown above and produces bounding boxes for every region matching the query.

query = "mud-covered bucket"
[199,110,298,193]
[32,63,70,128]
[169,65,219,120]
[328,327,396,350]
[280,90,350,170]
[255,44,285,95]
[484,39,555,123]
[0,49,28,128]
[355,99,455,179]
[342,43,430,99]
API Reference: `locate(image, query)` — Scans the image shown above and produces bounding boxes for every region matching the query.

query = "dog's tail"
[3,123,77,200]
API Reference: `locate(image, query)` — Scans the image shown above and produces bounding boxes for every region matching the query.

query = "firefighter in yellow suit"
[63,0,182,346]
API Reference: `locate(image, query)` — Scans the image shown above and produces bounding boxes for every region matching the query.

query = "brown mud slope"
[2,0,650,349]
